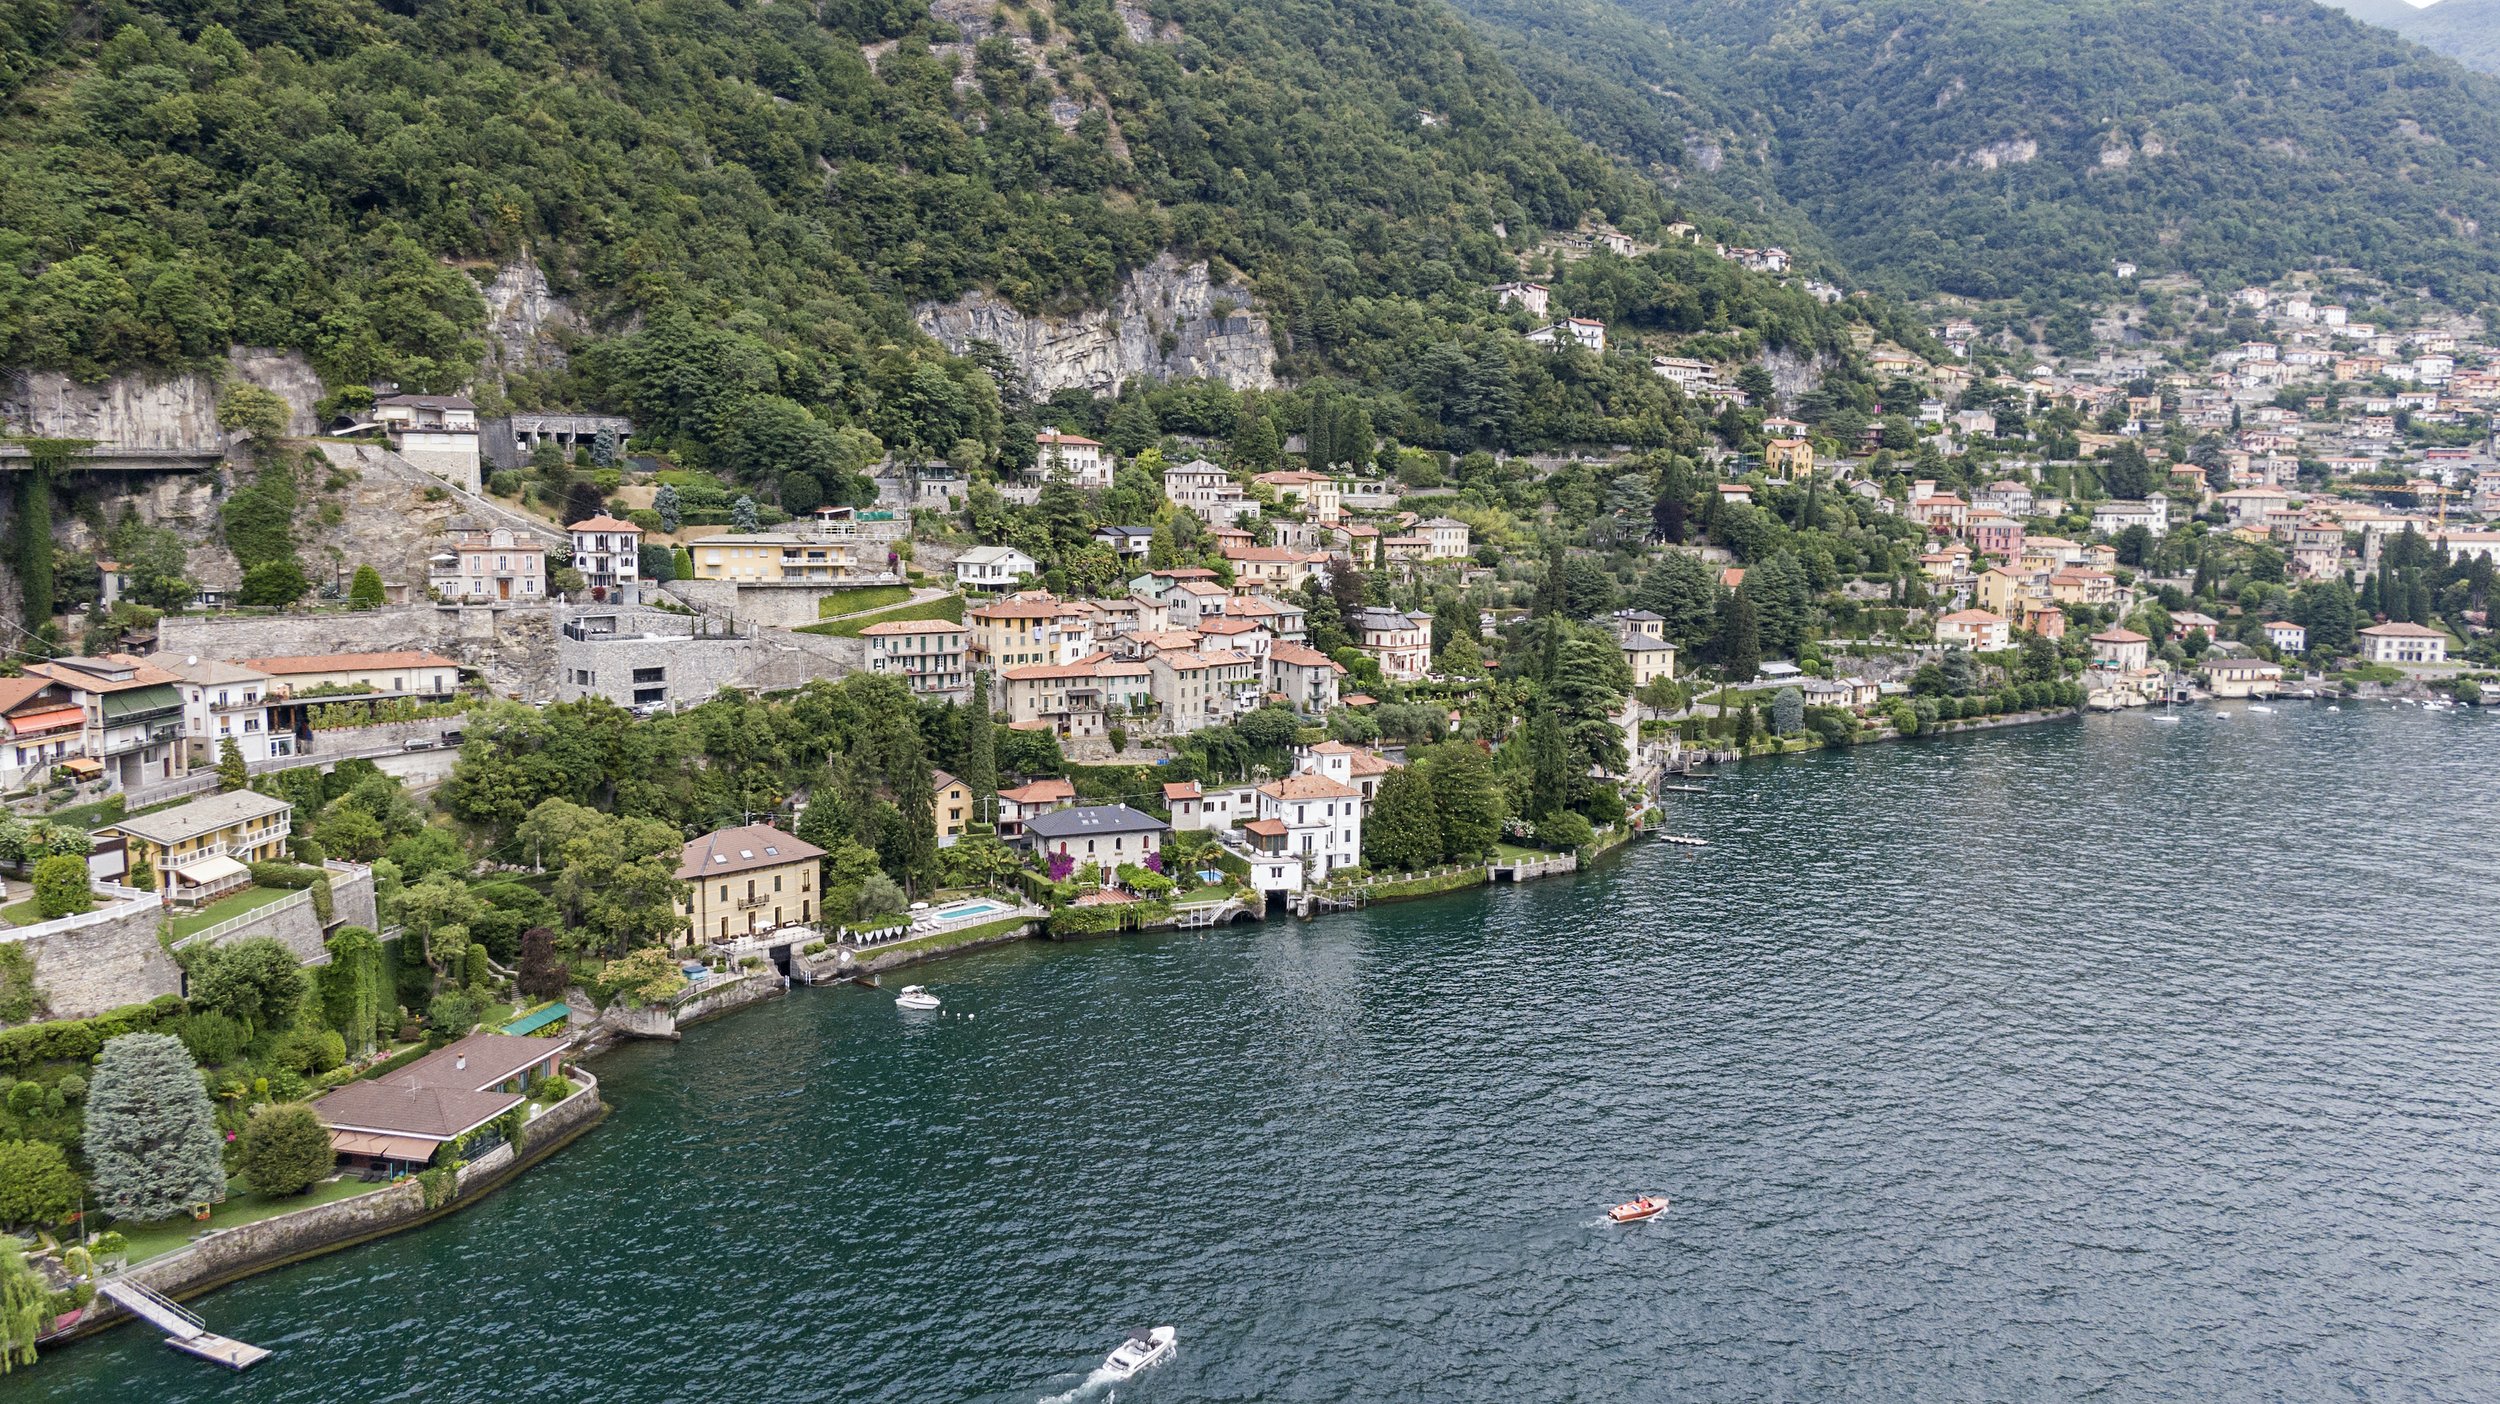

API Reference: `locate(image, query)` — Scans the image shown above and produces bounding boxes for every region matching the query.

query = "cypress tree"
[961,672,997,816]
[1528,705,1570,820]
[216,736,248,791]
[1721,587,1762,683]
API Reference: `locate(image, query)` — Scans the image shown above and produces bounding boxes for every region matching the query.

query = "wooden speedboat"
[1608,1195,1667,1223]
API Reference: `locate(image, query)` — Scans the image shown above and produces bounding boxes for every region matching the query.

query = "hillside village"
[3,221,2498,1315]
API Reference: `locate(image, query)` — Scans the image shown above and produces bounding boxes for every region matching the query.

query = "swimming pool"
[926,898,1008,923]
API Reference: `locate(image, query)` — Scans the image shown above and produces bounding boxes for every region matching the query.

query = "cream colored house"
[97,790,293,906]
[677,823,822,945]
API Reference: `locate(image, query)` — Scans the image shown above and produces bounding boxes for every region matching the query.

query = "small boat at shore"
[2248,704,2275,714]
[1101,1327,1176,1381]
[1608,1195,1667,1223]
[895,985,940,1011]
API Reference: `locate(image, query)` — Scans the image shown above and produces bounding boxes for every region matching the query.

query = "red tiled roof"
[999,779,1076,805]
[238,651,460,674]
[568,514,643,533]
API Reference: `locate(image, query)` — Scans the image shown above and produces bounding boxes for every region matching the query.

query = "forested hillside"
[2329,0,2500,74]
[0,0,1881,487]
[1457,0,2500,305]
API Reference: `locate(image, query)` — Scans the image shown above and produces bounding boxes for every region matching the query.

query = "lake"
[32,701,2500,1401]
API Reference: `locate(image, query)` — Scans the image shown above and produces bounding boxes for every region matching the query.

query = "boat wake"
[1039,1369,1120,1404]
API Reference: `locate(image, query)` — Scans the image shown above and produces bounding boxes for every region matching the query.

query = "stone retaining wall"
[6,897,181,1021]
[156,600,561,700]
[594,970,784,1041]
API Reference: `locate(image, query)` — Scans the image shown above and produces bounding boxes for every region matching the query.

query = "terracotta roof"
[1243,818,1288,838]
[1267,642,1343,670]
[2359,621,2444,637]
[969,599,1065,620]
[1258,773,1361,801]
[2091,628,2149,643]
[1036,430,1103,447]
[1939,609,2005,625]
[999,779,1076,806]
[1004,655,1120,682]
[0,676,57,714]
[860,618,968,636]
[676,823,824,880]
[1163,781,1201,801]
[237,651,460,674]
[568,515,643,533]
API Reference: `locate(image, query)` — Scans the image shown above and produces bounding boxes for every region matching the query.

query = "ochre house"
[676,823,824,945]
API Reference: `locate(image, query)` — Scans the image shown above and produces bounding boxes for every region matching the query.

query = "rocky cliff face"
[915,254,1278,396]
[0,348,322,446]
[479,257,585,385]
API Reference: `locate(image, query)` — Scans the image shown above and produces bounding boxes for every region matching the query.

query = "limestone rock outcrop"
[0,347,322,446]
[915,253,1278,396]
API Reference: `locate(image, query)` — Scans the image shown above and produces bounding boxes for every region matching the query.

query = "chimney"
[455,1055,466,1071]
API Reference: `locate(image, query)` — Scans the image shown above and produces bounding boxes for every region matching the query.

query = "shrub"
[464,943,491,989]
[0,1141,78,1226]
[527,1073,572,1104]
[426,989,485,1041]
[1538,810,1595,851]
[237,1104,335,1197]
[174,1011,249,1066]
[29,856,90,919]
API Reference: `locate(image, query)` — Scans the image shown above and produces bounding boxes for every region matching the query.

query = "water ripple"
[29,705,2500,1402]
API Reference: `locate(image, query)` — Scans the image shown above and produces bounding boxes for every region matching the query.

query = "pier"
[96,1278,271,1370]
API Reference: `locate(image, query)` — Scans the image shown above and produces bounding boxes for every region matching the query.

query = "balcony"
[734,894,773,911]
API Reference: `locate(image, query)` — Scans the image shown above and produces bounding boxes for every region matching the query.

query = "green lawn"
[0,897,44,927]
[119,1176,384,1264]
[35,795,126,831]
[166,884,299,939]
[1491,842,1551,864]
[816,584,914,619]
[799,594,965,638]
[856,913,1035,963]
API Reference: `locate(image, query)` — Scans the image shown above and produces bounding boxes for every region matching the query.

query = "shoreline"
[44,1069,608,1356]
[21,700,2088,1366]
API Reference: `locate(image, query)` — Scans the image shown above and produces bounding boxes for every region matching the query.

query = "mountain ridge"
[1455,0,2500,305]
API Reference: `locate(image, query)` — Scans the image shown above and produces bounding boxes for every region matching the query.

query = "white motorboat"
[2248,704,2275,713]
[2150,713,2182,723]
[895,985,941,1011]
[2328,705,2341,712]
[1100,1327,1176,1381]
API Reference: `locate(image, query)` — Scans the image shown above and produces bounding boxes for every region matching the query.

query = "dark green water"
[31,704,2500,1401]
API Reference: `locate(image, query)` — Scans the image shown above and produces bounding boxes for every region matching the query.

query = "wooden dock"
[166,1333,273,1369]
[98,1278,272,1371]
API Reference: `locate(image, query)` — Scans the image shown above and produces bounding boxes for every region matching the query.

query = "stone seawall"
[60,1068,607,1343]
[594,971,785,1042]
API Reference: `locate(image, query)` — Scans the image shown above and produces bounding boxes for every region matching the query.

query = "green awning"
[499,1004,571,1036]
[100,683,181,721]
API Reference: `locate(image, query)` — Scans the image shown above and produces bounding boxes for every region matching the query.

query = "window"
[773,875,782,891]
[632,667,665,684]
